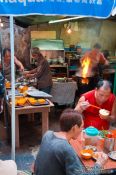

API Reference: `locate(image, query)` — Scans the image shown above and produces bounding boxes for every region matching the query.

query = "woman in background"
[1,48,24,81]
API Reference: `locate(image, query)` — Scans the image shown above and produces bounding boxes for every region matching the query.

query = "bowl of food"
[80,149,93,159]
[99,109,110,119]
[84,145,97,152]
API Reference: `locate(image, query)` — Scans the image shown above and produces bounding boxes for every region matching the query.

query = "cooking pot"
[73,73,98,96]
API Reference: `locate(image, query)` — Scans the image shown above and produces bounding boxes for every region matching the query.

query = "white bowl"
[99,109,110,117]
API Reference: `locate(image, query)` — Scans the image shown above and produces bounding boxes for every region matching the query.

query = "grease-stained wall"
[30,19,116,55]
[60,20,116,54]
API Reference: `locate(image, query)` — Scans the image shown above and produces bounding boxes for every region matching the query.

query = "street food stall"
[0,0,116,163]
[5,83,54,148]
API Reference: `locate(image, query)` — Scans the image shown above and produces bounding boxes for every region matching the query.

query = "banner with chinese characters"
[0,0,115,18]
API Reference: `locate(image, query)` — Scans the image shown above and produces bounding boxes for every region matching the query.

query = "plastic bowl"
[80,149,93,159]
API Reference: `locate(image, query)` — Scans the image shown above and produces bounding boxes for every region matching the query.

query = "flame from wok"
[81,57,91,84]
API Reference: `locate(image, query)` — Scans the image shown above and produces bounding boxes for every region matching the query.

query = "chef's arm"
[34,60,46,78]
[14,56,24,71]
[28,68,37,74]
[104,59,109,65]
[100,53,109,66]
[23,68,38,78]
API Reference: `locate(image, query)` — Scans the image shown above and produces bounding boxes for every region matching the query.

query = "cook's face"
[95,87,111,104]
[72,121,84,140]
[5,51,11,61]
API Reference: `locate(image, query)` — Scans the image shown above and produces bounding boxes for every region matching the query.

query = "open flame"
[81,77,89,84]
[81,57,91,84]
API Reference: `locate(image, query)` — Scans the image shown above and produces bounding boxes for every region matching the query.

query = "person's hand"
[75,96,90,113]
[99,114,109,120]
[96,152,108,167]
[30,162,35,174]
[19,65,24,72]
[80,100,90,111]
[25,73,31,78]
[23,71,30,75]
[99,109,110,120]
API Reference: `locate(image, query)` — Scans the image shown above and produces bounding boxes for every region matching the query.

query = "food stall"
[0,0,116,162]
[5,84,54,148]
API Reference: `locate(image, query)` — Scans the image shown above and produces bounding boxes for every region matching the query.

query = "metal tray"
[27,89,52,98]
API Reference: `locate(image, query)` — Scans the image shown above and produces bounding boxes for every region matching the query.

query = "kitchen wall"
[30,19,116,55]
[60,19,116,54]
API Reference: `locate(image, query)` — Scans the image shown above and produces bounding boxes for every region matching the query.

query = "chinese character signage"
[0,0,115,17]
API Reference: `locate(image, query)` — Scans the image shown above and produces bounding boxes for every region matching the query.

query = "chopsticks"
[90,104,101,110]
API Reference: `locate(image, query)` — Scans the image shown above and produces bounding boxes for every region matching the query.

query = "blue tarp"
[0,0,115,18]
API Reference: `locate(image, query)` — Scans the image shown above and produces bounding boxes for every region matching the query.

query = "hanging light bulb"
[0,18,3,27]
[66,22,72,34]
[0,23,3,27]
[67,27,72,34]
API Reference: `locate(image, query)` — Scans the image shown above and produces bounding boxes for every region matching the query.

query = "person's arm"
[14,56,24,71]
[35,59,47,78]
[25,73,36,79]
[107,98,116,121]
[29,68,38,74]
[110,98,116,120]
[99,98,116,121]
[99,53,109,65]
[65,147,108,175]
[24,60,47,79]
[74,96,90,113]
